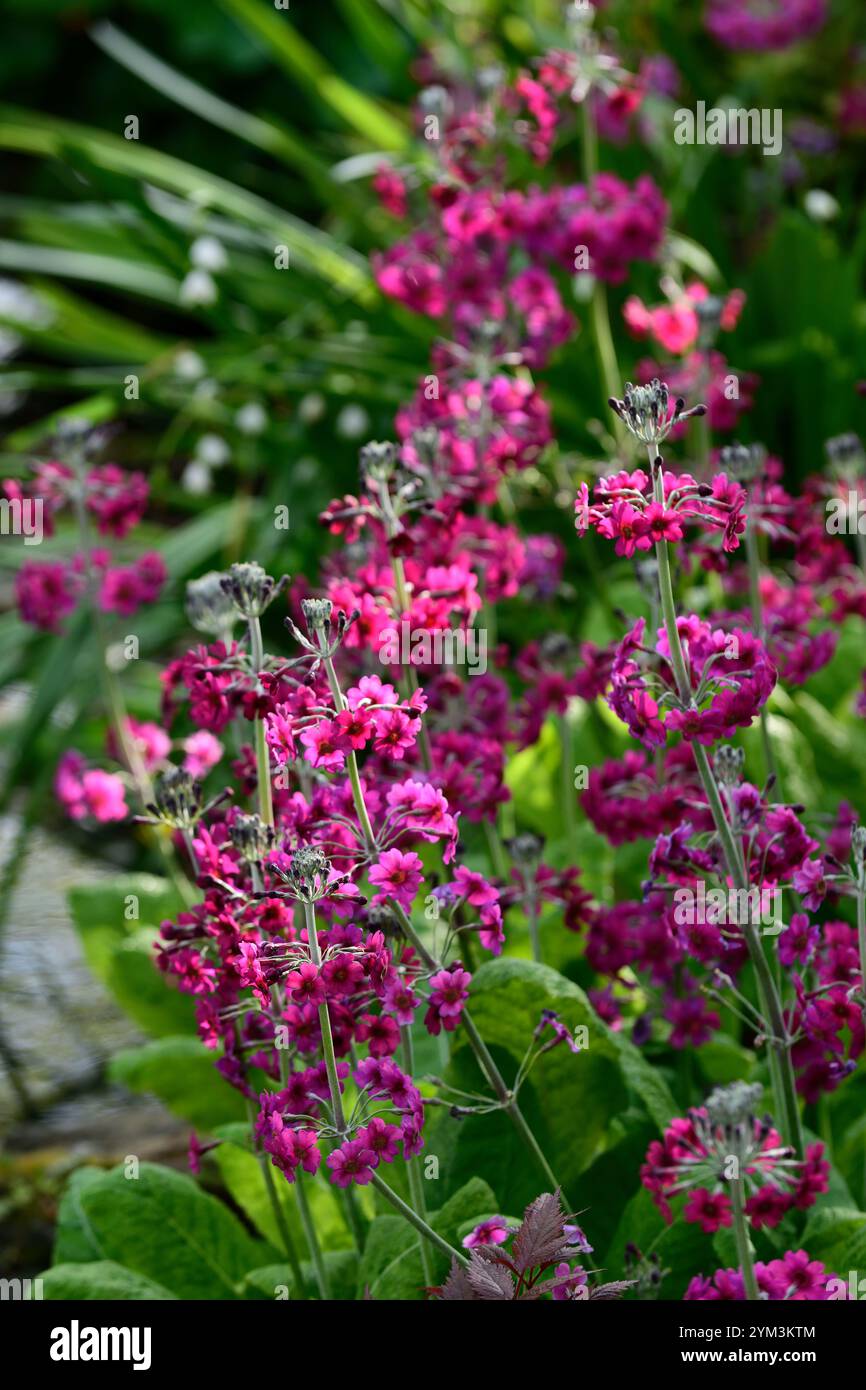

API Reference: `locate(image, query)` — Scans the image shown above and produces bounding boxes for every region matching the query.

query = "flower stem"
[402,1024,434,1287]
[579,94,626,454]
[857,869,866,1036]
[370,1171,467,1269]
[320,652,376,851]
[249,615,274,826]
[730,1175,760,1301]
[294,1170,331,1300]
[744,520,779,789]
[258,1152,305,1296]
[649,447,803,1156]
[303,900,346,1132]
[392,901,568,1200]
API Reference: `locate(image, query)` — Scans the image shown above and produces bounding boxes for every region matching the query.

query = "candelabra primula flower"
[704,0,827,52]
[641,1084,828,1232]
[685,1250,841,1301]
[606,616,776,749]
[55,750,128,823]
[624,282,745,356]
[576,463,746,557]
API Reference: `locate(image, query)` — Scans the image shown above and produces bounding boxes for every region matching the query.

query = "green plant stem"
[294,1171,331,1300]
[730,1176,760,1301]
[557,711,576,843]
[744,521,779,789]
[649,447,803,1157]
[370,1171,467,1268]
[579,94,626,453]
[390,553,433,771]
[319,651,376,851]
[303,900,346,1130]
[857,871,866,1036]
[247,1067,306,1296]
[249,615,274,826]
[302,898,366,1252]
[259,1153,305,1296]
[402,1024,434,1287]
[316,648,569,1199]
[484,819,510,882]
[392,901,567,1199]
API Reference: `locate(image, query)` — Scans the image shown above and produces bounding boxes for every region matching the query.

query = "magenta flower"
[285,961,326,1007]
[368,849,424,909]
[462,1216,510,1249]
[327,1137,378,1188]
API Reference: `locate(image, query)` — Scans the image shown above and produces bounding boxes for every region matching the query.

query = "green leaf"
[217,0,409,150]
[212,1122,354,1254]
[69,874,183,985]
[603,1187,716,1300]
[40,1261,177,1300]
[110,1037,247,1129]
[359,1177,497,1300]
[0,106,372,300]
[90,22,354,210]
[53,1167,111,1265]
[51,1162,271,1299]
[240,1250,358,1301]
[428,958,676,1214]
[105,930,197,1037]
[801,1207,866,1275]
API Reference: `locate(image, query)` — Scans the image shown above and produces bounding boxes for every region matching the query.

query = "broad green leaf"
[212,1121,354,1254]
[40,1261,177,1300]
[110,1037,247,1129]
[359,1177,497,1300]
[427,958,676,1215]
[801,1207,866,1276]
[69,874,183,985]
[51,1162,271,1299]
[240,1250,358,1300]
[105,929,197,1037]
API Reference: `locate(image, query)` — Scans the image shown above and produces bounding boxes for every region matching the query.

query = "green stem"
[857,872,866,1036]
[744,521,779,789]
[294,1171,331,1300]
[318,652,568,1197]
[259,1154,305,1296]
[402,1024,434,1287]
[579,94,626,454]
[557,712,576,843]
[390,554,433,772]
[247,1073,306,1297]
[370,1171,466,1268]
[650,448,803,1156]
[393,903,567,1200]
[730,1176,760,1301]
[484,818,510,882]
[320,652,376,851]
[303,900,346,1132]
[249,616,274,826]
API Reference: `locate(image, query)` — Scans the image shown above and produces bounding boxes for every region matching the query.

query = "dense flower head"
[685,1250,841,1300]
[641,1086,828,1231]
[704,0,828,52]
